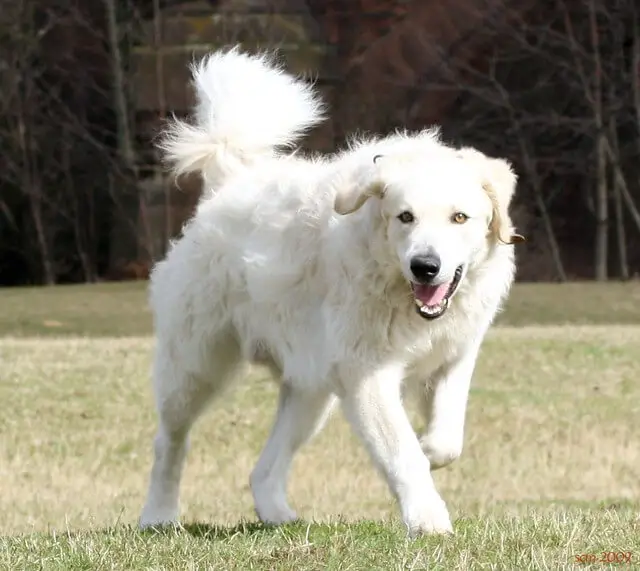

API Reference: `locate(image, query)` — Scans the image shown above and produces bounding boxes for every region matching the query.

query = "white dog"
[139,47,523,536]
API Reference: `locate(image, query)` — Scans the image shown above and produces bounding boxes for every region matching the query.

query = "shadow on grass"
[140,520,307,541]
[184,521,282,540]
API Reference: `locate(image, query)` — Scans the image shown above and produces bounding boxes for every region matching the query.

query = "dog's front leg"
[418,340,482,470]
[338,362,453,536]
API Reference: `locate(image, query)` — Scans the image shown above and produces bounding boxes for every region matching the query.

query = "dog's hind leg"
[140,333,244,529]
[250,383,337,524]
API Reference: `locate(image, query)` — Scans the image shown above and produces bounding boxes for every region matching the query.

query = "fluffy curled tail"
[158,46,325,189]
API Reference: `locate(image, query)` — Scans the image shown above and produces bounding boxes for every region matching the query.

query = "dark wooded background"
[1,0,638,285]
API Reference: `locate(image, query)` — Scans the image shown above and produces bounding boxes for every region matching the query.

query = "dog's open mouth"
[412,265,464,320]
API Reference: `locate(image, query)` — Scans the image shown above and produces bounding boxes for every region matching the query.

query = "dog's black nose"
[410,254,441,282]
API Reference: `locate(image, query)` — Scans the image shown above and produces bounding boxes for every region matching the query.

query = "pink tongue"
[413,282,451,306]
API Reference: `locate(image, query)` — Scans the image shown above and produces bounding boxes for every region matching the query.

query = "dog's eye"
[397,211,415,224]
[452,212,469,224]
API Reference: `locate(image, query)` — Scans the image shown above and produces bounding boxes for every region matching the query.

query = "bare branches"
[490,63,568,282]
[0,0,151,285]
[394,0,639,281]
[1,0,638,283]
[104,0,136,169]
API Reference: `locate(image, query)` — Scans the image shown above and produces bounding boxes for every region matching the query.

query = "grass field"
[0,281,639,570]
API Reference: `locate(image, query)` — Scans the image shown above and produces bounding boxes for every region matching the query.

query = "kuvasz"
[139,47,523,536]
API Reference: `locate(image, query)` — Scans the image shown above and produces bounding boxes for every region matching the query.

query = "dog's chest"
[334,297,457,367]
[394,293,488,365]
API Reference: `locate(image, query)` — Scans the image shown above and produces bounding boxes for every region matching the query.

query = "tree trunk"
[532,178,567,283]
[589,0,607,281]
[632,1,640,138]
[103,0,147,270]
[603,140,640,237]
[607,87,628,280]
[516,136,566,282]
[491,77,567,282]
[153,0,171,257]
[29,180,55,285]
[16,91,55,284]
[612,172,628,280]
[62,134,95,283]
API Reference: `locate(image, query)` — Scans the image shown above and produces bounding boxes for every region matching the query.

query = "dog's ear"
[458,148,525,245]
[333,156,386,215]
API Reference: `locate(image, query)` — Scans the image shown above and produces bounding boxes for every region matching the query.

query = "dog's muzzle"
[411,265,464,320]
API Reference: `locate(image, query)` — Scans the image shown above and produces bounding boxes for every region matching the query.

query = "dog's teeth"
[417,297,450,316]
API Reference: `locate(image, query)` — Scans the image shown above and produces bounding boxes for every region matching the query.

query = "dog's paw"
[251,475,299,525]
[403,494,454,537]
[139,507,179,531]
[255,504,298,525]
[139,517,180,531]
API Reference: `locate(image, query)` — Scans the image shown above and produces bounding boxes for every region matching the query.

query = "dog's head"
[333,136,522,320]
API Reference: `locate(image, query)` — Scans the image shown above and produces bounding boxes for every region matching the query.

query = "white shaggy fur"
[139,47,520,536]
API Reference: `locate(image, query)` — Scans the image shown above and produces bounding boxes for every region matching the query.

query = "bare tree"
[103,0,155,270]
[2,0,638,284]
[394,0,639,281]
[559,0,609,280]
[0,0,57,284]
[0,0,154,285]
[588,0,607,280]
[609,99,629,279]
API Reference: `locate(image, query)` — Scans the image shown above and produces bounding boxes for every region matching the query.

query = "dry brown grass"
[2,283,640,568]
[1,325,638,537]
[2,280,640,337]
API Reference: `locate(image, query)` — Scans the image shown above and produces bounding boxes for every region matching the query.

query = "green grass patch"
[2,512,638,570]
